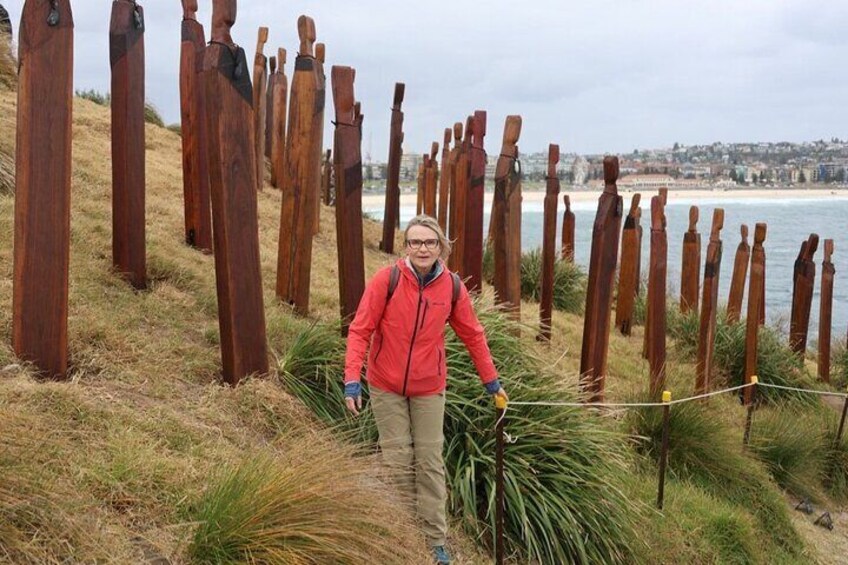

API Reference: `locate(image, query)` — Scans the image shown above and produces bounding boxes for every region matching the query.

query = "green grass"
[74,89,165,127]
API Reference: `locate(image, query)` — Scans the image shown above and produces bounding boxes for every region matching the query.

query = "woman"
[344,215,508,565]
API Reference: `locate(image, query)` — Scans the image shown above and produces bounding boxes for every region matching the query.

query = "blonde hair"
[404,215,452,260]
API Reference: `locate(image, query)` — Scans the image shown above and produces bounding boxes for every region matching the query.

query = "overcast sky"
[5,0,848,158]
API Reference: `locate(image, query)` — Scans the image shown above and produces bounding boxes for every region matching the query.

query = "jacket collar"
[401,257,445,288]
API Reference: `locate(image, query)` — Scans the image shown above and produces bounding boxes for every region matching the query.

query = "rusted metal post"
[744,224,767,405]
[380,83,405,253]
[695,209,724,395]
[464,110,488,293]
[252,26,268,190]
[492,116,522,319]
[14,0,74,379]
[202,0,269,384]
[331,66,366,336]
[726,224,750,324]
[616,194,642,336]
[437,128,451,231]
[819,239,835,383]
[494,395,507,565]
[269,49,288,190]
[790,234,819,357]
[657,390,672,510]
[110,0,147,290]
[580,157,623,403]
[648,196,668,399]
[680,206,701,314]
[561,194,575,262]
[538,144,560,342]
[179,0,212,252]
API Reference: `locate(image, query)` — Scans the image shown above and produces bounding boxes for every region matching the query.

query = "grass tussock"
[187,436,428,564]
[824,426,848,502]
[73,89,165,127]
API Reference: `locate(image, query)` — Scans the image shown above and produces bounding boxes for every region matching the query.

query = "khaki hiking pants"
[370,387,447,547]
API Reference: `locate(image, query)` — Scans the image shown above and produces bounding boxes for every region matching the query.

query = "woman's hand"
[345,395,362,416]
[494,387,509,402]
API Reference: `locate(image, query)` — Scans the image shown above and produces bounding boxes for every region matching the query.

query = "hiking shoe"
[432,545,451,564]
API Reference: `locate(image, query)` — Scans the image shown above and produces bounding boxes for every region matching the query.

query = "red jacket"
[345,258,498,396]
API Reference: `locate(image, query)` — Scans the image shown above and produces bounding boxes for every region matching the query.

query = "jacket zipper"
[420,300,429,330]
[438,349,442,378]
[402,282,424,397]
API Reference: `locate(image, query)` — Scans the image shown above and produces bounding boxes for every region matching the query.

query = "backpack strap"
[387,263,460,314]
[449,272,461,318]
[386,264,401,302]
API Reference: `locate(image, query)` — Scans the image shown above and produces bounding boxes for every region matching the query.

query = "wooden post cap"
[331,65,355,124]
[430,142,439,161]
[548,144,560,169]
[182,0,198,19]
[563,194,571,211]
[740,224,748,242]
[629,193,641,215]
[824,239,834,262]
[651,195,664,230]
[269,55,276,73]
[297,15,316,57]
[256,26,269,50]
[710,208,725,239]
[688,206,699,231]
[393,83,405,108]
[211,0,236,45]
[503,115,522,147]
[806,234,820,259]
[453,122,463,143]
[754,223,767,244]
[315,42,325,63]
[603,156,620,184]
[473,110,487,138]
[277,48,287,69]
[442,127,451,148]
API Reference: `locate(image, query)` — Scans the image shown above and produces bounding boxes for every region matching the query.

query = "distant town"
[360,139,848,191]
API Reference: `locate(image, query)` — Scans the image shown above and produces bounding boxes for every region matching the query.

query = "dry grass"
[0,38,15,90]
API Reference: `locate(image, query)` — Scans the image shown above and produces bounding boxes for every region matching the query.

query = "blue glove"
[344,382,362,398]
[484,379,502,395]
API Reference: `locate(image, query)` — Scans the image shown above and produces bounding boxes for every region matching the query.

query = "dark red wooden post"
[695,209,724,395]
[265,54,276,161]
[110,0,147,289]
[179,0,212,252]
[464,110,488,293]
[380,83,404,254]
[203,0,269,384]
[252,26,268,191]
[680,206,701,314]
[538,144,560,342]
[423,142,439,217]
[744,224,767,405]
[322,149,333,205]
[269,48,288,190]
[579,157,623,403]
[616,194,641,336]
[561,194,575,262]
[648,196,668,398]
[14,0,74,379]
[437,128,451,232]
[726,224,750,324]
[492,116,522,318]
[447,122,463,249]
[450,118,472,274]
[819,240,835,383]
[790,234,819,357]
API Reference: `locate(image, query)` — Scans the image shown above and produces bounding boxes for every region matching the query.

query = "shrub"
[166,123,182,136]
[144,102,165,127]
[76,89,110,106]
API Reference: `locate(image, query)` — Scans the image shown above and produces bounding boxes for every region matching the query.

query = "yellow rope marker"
[750,375,759,385]
[495,395,508,410]
[662,390,672,403]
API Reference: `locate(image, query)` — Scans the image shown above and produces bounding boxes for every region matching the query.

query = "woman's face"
[405,225,441,274]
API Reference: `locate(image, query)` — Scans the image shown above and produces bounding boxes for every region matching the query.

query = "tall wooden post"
[313,43,326,236]
[416,158,425,216]
[819,239,835,383]
[648,196,668,398]
[203,0,269,384]
[464,110,488,293]
[695,209,724,394]
[321,149,332,205]
[423,142,439,217]
[726,224,750,324]
[561,194,575,262]
[179,0,212,252]
[680,206,701,314]
[492,116,522,317]
[331,66,365,336]
[265,55,276,160]
[538,144,560,342]
[14,0,74,379]
[744,224,767,405]
[790,234,819,357]
[380,83,404,253]
[579,157,623,402]
[616,194,641,336]
[110,0,147,289]
[252,26,268,190]
[635,206,644,294]
[450,118,472,274]
[437,128,451,231]
[269,48,288,190]
[447,122,463,247]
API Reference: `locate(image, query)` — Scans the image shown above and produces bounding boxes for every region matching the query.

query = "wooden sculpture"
[744,224,767,404]
[269,48,288,190]
[615,194,641,335]
[579,157,623,402]
[726,224,750,324]
[252,26,268,190]
[14,0,74,378]
[277,16,324,315]
[819,240,835,382]
[463,110,488,293]
[694,209,724,394]
[647,196,668,398]
[416,158,425,216]
[380,83,404,254]
[680,206,701,314]
[313,43,326,235]
[492,116,522,318]
[437,128,451,231]
[635,206,643,293]
[450,117,472,274]
[110,0,147,289]
[321,148,332,205]
[447,122,463,245]
[790,234,819,356]
[538,144,560,342]
[423,142,439,217]
[265,55,276,160]
[561,194,575,262]
[331,66,366,336]
[202,0,269,384]
[179,0,212,252]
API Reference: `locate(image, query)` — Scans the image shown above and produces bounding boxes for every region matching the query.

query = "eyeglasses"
[406,238,440,251]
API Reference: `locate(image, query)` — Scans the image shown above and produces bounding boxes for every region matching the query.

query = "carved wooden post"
[648,196,668,398]
[203,0,269,384]
[695,209,724,394]
[561,194,575,262]
[252,26,268,190]
[14,0,74,379]
[437,128,451,231]
[790,234,819,357]
[110,0,147,289]
[380,83,404,254]
[423,142,439,217]
[321,149,332,205]
[744,224,767,405]
[276,16,325,315]
[416,158,425,216]
[538,144,559,342]
[269,48,288,190]
[680,206,701,314]
[331,66,365,336]
[180,0,212,252]
[492,116,522,317]
[819,240,835,383]
[464,110,488,293]
[450,118,472,274]
[635,206,643,294]
[313,43,326,236]
[615,194,641,336]
[579,157,623,402]
[447,122,463,246]
[265,55,276,160]
[726,224,750,324]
